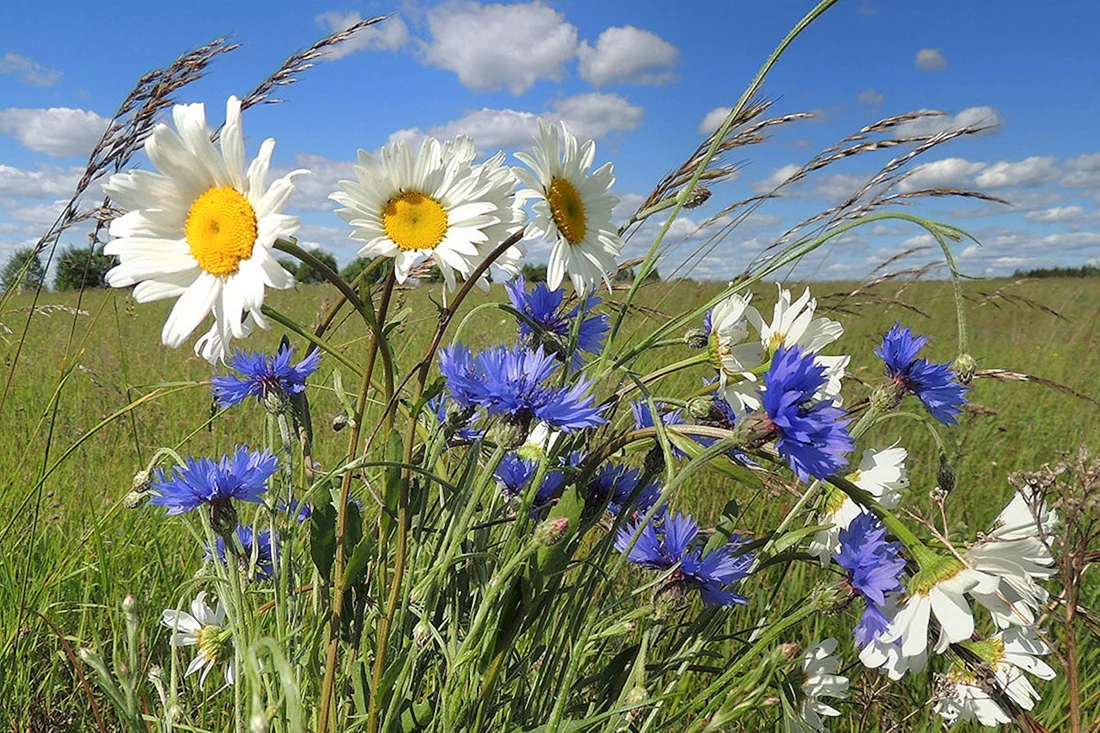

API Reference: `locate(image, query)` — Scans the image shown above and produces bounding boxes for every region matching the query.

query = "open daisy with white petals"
[514,119,623,295]
[160,591,235,686]
[331,136,503,290]
[103,96,305,363]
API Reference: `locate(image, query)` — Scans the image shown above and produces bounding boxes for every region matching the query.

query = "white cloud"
[1024,205,1093,223]
[915,48,947,70]
[0,107,108,158]
[577,25,678,87]
[388,93,642,151]
[278,153,355,212]
[0,52,60,86]
[974,156,1059,188]
[0,163,80,198]
[892,106,1003,138]
[900,157,986,192]
[420,1,578,94]
[698,106,731,135]
[857,88,883,106]
[752,164,802,194]
[314,12,410,58]
[1063,153,1100,189]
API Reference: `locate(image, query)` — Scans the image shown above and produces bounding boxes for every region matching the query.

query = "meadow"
[2,274,1097,730]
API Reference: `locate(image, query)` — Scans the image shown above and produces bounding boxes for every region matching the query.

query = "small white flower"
[514,120,623,294]
[103,96,304,362]
[332,135,506,290]
[160,591,235,686]
[933,674,1012,728]
[966,486,1058,627]
[789,638,849,732]
[809,445,908,565]
[467,146,529,288]
[706,293,765,411]
[883,557,998,657]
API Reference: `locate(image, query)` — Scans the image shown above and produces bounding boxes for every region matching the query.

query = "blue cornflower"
[494,453,562,507]
[208,525,278,581]
[211,345,321,409]
[761,345,853,482]
[615,512,753,607]
[505,275,609,367]
[701,309,713,337]
[587,461,662,518]
[278,499,311,523]
[875,322,968,425]
[834,511,906,647]
[149,446,276,516]
[438,343,607,432]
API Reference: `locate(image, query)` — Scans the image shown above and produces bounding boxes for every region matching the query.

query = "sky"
[2,0,1099,283]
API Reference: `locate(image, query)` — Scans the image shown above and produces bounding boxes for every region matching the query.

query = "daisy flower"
[965,486,1058,627]
[858,595,927,680]
[760,345,853,482]
[514,120,623,294]
[211,344,320,410]
[615,512,753,607]
[723,286,848,415]
[882,554,998,658]
[787,638,849,732]
[934,627,1055,727]
[876,322,968,425]
[331,135,504,289]
[706,293,765,412]
[103,96,304,362]
[467,145,529,284]
[160,592,235,686]
[809,445,908,565]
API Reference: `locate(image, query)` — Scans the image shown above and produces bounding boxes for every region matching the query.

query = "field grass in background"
[2,276,1098,730]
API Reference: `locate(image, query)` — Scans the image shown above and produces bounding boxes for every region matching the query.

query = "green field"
[2,276,1098,730]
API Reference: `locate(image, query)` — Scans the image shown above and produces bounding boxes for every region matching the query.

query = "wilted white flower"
[785,638,849,732]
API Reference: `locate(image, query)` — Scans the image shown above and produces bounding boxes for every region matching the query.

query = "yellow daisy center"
[185,187,258,276]
[548,177,587,245]
[382,191,449,251]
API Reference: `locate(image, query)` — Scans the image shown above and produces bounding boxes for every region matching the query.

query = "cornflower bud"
[952,352,977,386]
[684,328,709,350]
[535,517,570,546]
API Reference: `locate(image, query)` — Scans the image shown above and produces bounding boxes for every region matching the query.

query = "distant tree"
[340,256,387,285]
[613,267,660,283]
[277,257,299,278]
[1,247,47,293]
[422,265,446,284]
[521,263,548,283]
[54,245,116,290]
[295,249,339,284]
[1013,264,1100,278]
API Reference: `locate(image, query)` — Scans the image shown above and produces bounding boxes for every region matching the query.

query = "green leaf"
[668,433,762,488]
[769,523,833,557]
[345,530,376,587]
[704,498,742,554]
[381,429,404,537]
[309,483,337,582]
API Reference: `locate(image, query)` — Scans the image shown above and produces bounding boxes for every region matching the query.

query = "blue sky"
[3,0,1099,282]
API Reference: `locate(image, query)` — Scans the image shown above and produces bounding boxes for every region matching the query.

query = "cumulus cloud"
[857,88,883,106]
[0,52,61,86]
[974,156,1059,188]
[420,1,578,94]
[1063,152,1100,189]
[899,157,986,192]
[275,153,355,212]
[388,92,642,151]
[314,12,410,58]
[1024,205,1091,223]
[892,106,1003,138]
[577,25,678,87]
[0,163,81,198]
[697,106,731,135]
[0,107,109,157]
[751,164,802,194]
[915,48,947,70]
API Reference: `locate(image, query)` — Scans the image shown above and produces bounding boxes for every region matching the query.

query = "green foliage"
[295,249,338,284]
[614,267,660,282]
[521,263,548,282]
[1,247,46,293]
[53,245,117,290]
[340,256,386,285]
[1013,264,1100,278]
[277,257,299,277]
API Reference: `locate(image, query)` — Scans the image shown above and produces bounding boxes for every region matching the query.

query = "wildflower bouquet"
[70,4,1074,733]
